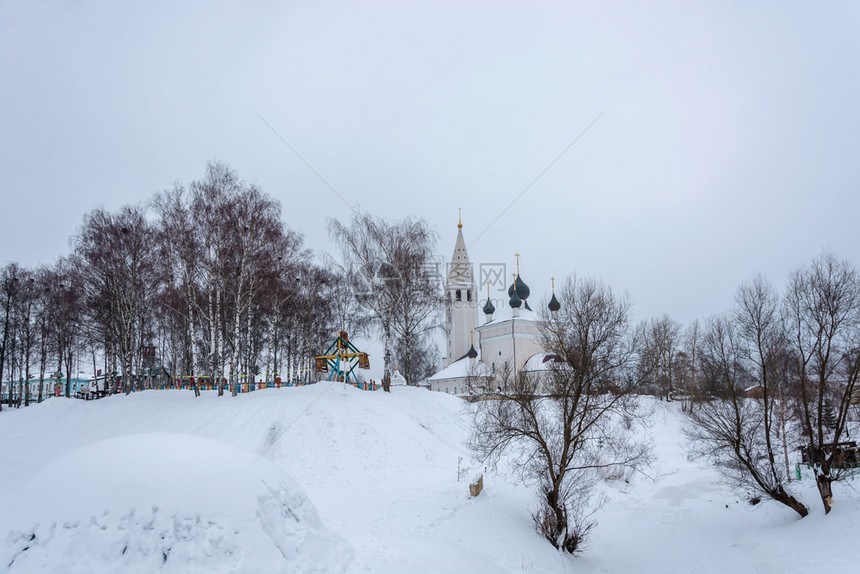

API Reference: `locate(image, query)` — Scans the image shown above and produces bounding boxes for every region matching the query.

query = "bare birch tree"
[189,162,241,395]
[328,212,437,389]
[0,265,20,411]
[76,206,162,394]
[13,272,37,407]
[154,184,203,395]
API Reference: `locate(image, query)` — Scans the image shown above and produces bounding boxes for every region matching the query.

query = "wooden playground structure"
[314,331,374,389]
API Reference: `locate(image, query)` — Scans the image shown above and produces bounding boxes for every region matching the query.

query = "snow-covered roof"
[427,356,491,382]
[478,302,540,326]
[522,352,564,372]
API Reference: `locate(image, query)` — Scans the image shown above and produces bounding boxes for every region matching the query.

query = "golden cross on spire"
[551,277,555,294]
[458,208,462,229]
[515,253,520,275]
[487,280,491,298]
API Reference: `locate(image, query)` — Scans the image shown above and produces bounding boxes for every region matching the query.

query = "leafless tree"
[152,163,314,394]
[154,184,202,395]
[390,250,442,385]
[1,265,22,410]
[734,277,795,484]
[679,319,702,412]
[329,212,438,389]
[160,162,317,392]
[13,271,37,407]
[262,263,303,385]
[640,315,682,401]
[394,332,440,385]
[76,205,163,394]
[0,162,357,401]
[685,279,808,517]
[323,263,371,341]
[224,187,290,396]
[469,276,651,554]
[188,162,242,394]
[293,264,337,383]
[32,266,54,403]
[44,259,85,398]
[783,252,860,514]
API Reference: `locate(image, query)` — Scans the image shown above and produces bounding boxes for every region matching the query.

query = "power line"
[250,107,355,213]
[470,107,608,248]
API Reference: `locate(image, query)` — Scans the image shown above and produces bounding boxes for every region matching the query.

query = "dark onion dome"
[548,293,561,312]
[483,297,495,315]
[509,287,522,308]
[524,299,532,312]
[515,274,530,300]
[466,344,478,359]
[507,274,531,300]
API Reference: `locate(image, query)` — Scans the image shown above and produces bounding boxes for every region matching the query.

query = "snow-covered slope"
[1,386,858,573]
[4,433,344,573]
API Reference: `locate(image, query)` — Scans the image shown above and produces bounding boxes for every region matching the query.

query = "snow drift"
[3,433,345,573]
[1,384,858,573]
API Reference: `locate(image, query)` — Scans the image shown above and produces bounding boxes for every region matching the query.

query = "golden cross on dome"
[552,277,555,294]
[515,253,520,275]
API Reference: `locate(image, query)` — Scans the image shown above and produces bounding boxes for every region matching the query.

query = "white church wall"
[479,333,543,379]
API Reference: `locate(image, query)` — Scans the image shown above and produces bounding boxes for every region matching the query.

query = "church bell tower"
[444,211,479,367]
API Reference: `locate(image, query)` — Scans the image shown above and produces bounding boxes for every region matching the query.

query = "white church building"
[427,217,561,395]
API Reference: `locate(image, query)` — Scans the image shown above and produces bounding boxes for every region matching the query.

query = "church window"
[466,290,472,301]
[455,289,461,301]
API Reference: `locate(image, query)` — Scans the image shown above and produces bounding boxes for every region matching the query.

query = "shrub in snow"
[468,474,483,497]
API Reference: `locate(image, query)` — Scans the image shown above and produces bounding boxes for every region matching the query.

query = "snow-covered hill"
[1,385,858,573]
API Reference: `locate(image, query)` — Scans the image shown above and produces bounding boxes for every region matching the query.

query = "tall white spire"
[444,212,478,367]
[448,224,473,284]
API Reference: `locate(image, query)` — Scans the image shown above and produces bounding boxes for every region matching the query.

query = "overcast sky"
[2,0,859,326]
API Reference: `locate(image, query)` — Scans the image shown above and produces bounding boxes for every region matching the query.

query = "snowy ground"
[1,385,858,573]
